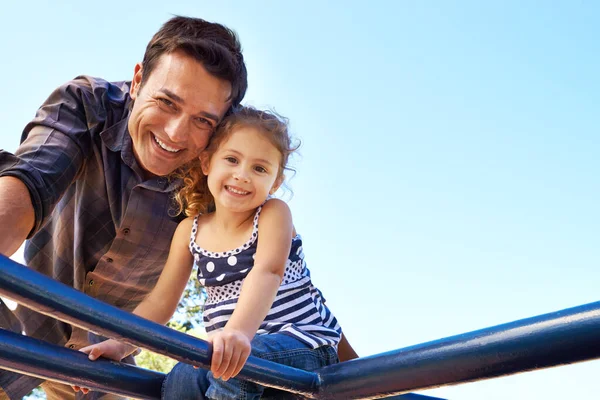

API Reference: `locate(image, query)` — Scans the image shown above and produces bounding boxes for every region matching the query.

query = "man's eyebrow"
[160,88,183,103]
[159,88,220,123]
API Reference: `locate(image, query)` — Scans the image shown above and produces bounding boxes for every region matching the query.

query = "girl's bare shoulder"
[177,216,195,231]
[262,198,291,215]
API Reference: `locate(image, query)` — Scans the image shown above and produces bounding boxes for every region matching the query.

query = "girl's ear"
[200,152,210,176]
[269,175,285,195]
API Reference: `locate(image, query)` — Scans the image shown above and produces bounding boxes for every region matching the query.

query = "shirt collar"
[99,115,130,154]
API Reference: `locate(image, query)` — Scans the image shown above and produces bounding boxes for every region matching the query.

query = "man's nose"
[164,115,189,142]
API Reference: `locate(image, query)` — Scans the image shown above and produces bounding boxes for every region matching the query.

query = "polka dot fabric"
[188,200,342,349]
[190,205,261,290]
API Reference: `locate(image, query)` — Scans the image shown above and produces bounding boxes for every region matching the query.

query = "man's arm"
[0,176,34,256]
[0,78,109,256]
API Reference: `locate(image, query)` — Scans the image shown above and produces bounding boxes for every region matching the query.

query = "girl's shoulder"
[258,198,294,233]
[262,199,298,237]
[177,215,196,230]
[176,214,210,236]
[174,216,195,239]
[179,213,213,227]
[170,216,197,250]
[258,198,293,225]
[261,198,291,215]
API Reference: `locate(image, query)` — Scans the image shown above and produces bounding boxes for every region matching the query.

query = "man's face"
[128,51,232,177]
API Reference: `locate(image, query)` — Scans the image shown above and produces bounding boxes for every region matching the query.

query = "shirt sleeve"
[0,78,98,237]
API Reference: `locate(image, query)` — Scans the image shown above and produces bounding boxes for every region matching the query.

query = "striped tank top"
[189,202,341,349]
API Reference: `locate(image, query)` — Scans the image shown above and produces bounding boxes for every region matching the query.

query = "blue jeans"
[161,333,338,400]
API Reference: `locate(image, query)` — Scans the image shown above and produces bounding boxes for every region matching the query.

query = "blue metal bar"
[0,255,319,396]
[0,255,446,399]
[316,301,600,399]
[0,328,164,400]
[385,396,446,400]
[0,327,444,400]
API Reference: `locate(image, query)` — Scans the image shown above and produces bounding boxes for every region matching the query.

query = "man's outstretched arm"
[0,176,34,257]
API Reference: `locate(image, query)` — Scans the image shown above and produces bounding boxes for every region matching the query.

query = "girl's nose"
[233,169,250,182]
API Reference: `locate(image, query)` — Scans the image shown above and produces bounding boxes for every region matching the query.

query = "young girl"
[75,106,342,399]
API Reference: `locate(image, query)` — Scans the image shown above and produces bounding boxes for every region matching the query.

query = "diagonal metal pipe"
[0,255,319,397]
[0,255,444,400]
[0,328,164,400]
[4,254,598,399]
[316,300,600,399]
[0,327,447,400]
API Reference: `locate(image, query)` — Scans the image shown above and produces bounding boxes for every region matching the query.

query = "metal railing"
[1,254,599,399]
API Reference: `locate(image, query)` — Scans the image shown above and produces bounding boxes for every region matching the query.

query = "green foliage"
[135,321,207,373]
[174,266,206,329]
[23,387,45,399]
[135,346,178,373]
[136,269,207,373]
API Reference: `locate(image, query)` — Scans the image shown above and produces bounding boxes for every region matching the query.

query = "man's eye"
[195,117,213,127]
[159,98,174,108]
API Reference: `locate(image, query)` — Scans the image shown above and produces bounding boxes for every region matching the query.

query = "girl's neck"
[210,206,256,234]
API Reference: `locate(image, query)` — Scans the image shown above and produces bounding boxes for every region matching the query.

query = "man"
[0,16,247,399]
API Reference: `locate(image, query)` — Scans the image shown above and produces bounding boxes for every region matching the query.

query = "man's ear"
[200,152,211,176]
[270,175,285,195]
[130,63,143,99]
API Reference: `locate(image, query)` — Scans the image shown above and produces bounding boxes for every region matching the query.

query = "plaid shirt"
[0,76,182,355]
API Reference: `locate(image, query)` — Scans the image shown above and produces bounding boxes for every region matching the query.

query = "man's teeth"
[227,186,249,195]
[154,135,181,153]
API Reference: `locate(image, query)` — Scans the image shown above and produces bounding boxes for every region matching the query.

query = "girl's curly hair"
[172,106,299,217]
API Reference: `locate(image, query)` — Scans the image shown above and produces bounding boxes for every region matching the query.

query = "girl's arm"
[79,218,195,361]
[210,199,293,381]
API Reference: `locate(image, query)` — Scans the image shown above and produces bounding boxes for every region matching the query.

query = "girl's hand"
[71,339,137,394]
[208,328,252,381]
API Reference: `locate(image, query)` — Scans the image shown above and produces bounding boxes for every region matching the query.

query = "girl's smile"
[225,185,251,196]
[202,127,283,214]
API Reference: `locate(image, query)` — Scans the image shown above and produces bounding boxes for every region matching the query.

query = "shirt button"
[106,257,113,263]
[122,228,130,235]
[89,280,94,286]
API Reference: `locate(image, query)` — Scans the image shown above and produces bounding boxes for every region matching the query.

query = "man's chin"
[138,152,196,178]
[140,163,180,179]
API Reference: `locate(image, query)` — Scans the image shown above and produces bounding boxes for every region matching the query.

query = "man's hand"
[71,339,137,394]
[79,338,137,362]
[208,328,252,381]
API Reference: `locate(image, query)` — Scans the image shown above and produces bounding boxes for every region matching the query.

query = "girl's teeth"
[227,186,248,195]
[154,135,180,153]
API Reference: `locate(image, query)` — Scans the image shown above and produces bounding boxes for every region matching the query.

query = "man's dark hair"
[141,16,247,107]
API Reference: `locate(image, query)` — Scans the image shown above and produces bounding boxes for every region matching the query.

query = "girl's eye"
[225,157,238,164]
[254,166,267,173]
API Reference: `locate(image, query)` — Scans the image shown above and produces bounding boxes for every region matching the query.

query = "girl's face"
[201,127,283,214]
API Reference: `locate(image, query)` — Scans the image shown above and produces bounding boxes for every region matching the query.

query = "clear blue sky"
[1,1,599,399]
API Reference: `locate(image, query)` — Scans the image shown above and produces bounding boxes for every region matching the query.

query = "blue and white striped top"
[189,202,342,349]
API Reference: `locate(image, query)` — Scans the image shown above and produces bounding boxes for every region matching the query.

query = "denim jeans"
[161,333,338,400]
